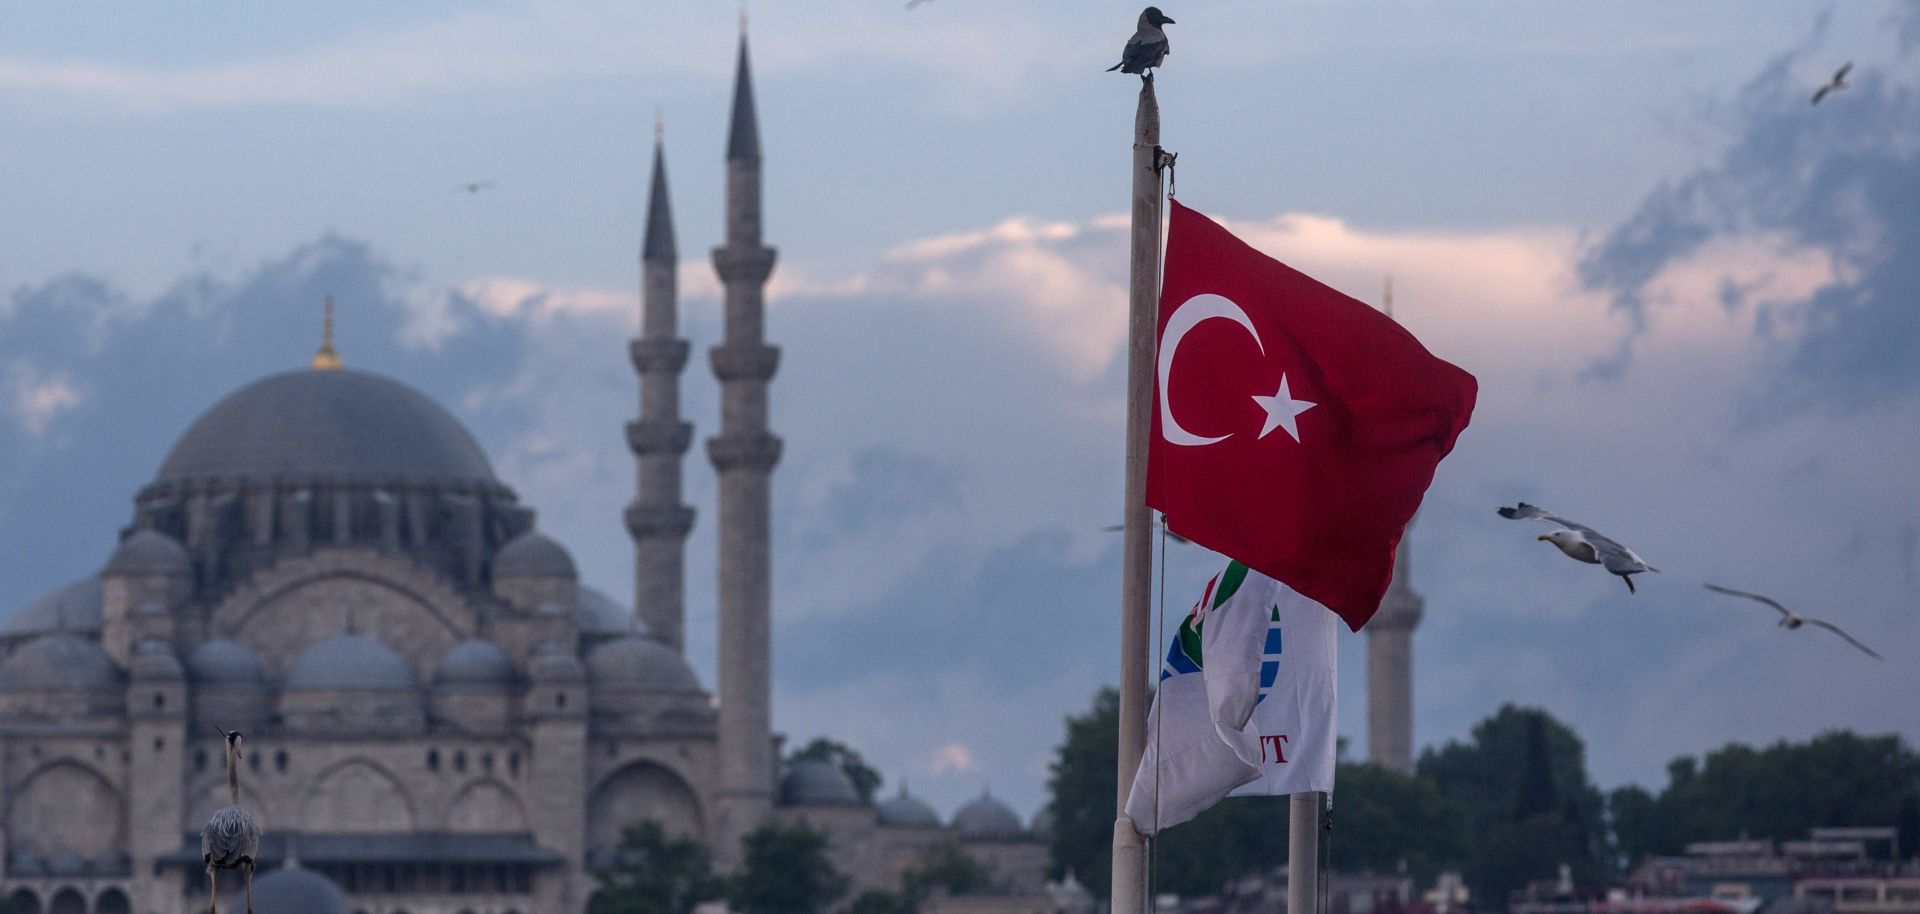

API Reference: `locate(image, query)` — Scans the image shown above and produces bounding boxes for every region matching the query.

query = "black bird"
[1108,7,1174,75]
[452,181,497,194]
[1812,62,1852,105]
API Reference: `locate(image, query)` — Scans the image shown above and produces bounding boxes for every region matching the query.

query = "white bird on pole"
[1497,502,1660,593]
[202,728,262,914]
[1703,584,1884,660]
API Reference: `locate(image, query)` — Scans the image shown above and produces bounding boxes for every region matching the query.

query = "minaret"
[709,24,780,872]
[1367,277,1423,773]
[626,115,696,652]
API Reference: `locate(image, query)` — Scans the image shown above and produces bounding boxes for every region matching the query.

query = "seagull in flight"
[1812,62,1852,105]
[1108,7,1175,76]
[1703,584,1884,660]
[904,0,933,8]
[1497,502,1660,593]
[453,181,498,195]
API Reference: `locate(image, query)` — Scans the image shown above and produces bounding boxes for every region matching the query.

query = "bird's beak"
[1160,15,1175,24]
[1536,534,1550,542]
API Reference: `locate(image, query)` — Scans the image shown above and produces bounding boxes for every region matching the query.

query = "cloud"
[1580,8,1920,409]
[930,742,979,776]
[1,362,84,437]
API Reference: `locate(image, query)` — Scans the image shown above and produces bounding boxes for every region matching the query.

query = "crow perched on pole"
[1108,7,1174,75]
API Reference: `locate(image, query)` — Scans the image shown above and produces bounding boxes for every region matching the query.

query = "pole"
[1112,73,1162,914]
[1288,792,1324,914]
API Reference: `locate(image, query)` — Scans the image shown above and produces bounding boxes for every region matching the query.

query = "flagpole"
[1113,72,1163,914]
[1289,792,1324,914]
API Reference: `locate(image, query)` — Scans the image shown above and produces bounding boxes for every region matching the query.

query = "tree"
[731,822,850,914]
[789,737,884,804]
[588,821,722,914]
[1047,688,1120,898]
[1419,705,1610,906]
[1331,761,1471,885]
[903,840,994,899]
[844,890,915,914]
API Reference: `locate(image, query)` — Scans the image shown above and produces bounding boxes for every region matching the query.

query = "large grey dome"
[781,759,863,807]
[0,633,121,692]
[105,529,191,575]
[187,639,267,688]
[953,792,1025,839]
[436,639,516,688]
[216,865,350,914]
[284,633,417,691]
[586,636,701,693]
[154,369,497,486]
[6,576,103,634]
[877,787,941,828]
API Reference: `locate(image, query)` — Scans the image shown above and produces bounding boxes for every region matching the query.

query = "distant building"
[0,24,1045,914]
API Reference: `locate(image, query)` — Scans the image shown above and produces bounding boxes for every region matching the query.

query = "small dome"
[877,786,941,828]
[781,759,863,807]
[586,635,702,694]
[1030,806,1056,840]
[6,576,104,634]
[129,640,185,680]
[105,529,191,575]
[0,633,122,692]
[436,639,516,688]
[493,531,576,579]
[284,634,417,691]
[187,639,267,687]
[578,586,645,636]
[216,865,350,914]
[953,792,1025,839]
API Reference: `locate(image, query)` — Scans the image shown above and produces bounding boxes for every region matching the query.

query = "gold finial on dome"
[312,295,342,371]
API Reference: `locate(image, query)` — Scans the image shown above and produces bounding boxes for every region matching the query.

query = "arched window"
[195,748,208,772]
[153,691,166,709]
[508,752,520,777]
[428,749,441,771]
[47,888,85,914]
[275,750,288,772]
[454,750,467,773]
[8,888,41,914]
[481,752,494,773]
[95,888,132,914]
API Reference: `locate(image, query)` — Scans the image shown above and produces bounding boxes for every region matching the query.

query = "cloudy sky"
[2,1,1916,822]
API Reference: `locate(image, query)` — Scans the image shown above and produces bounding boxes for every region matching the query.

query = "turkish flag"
[1147,200,1477,631]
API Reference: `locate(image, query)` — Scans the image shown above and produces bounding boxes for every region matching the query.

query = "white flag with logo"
[1124,560,1336,834]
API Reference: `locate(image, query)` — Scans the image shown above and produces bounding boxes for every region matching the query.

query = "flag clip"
[1155,147,1178,197]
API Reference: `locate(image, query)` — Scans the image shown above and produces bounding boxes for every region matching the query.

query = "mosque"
[0,30,1053,914]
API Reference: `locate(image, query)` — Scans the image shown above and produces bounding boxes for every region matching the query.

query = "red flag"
[1147,200,1477,631]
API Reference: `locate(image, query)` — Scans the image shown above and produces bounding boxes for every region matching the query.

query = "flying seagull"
[1812,62,1852,105]
[1703,584,1884,660]
[1108,7,1174,75]
[1497,502,1660,593]
[904,0,933,8]
[453,181,498,194]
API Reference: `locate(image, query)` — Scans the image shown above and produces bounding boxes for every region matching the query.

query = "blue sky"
[2,1,1917,823]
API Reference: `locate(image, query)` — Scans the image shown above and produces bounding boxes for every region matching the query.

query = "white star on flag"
[1252,374,1315,442]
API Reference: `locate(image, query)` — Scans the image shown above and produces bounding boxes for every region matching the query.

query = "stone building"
[0,26,1046,914]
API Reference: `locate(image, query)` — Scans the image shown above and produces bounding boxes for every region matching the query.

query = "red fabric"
[1147,200,1477,631]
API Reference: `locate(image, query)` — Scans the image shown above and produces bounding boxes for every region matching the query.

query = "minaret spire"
[1367,279,1422,773]
[627,116,695,651]
[311,295,342,371]
[710,20,780,873]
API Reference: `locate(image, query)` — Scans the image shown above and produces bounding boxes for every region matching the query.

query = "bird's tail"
[1106,62,1123,72]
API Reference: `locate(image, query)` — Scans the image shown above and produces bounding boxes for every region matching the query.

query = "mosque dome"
[528,642,587,683]
[187,639,267,689]
[952,792,1025,839]
[577,586,645,637]
[0,633,121,692]
[494,530,577,579]
[1030,806,1056,840]
[877,787,942,828]
[284,634,417,691]
[6,576,103,634]
[151,369,498,487]
[586,636,701,694]
[105,529,191,575]
[216,865,350,914]
[781,759,863,807]
[128,640,185,681]
[435,639,517,688]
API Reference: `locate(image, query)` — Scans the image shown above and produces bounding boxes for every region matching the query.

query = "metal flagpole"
[1113,72,1163,914]
[1289,792,1325,914]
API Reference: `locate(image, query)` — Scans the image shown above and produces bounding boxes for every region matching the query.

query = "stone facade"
[1366,523,1423,774]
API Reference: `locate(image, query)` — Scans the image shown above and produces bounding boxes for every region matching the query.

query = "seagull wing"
[1813,85,1832,105]
[1588,532,1656,575]
[1497,502,1595,535]
[1702,584,1794,621]
[1836,62,1853,80]
[1805,618,1884,660]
